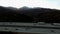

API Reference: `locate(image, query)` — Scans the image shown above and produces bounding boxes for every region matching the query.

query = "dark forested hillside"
[0,6,33,22]
[0,6,60,24]
[18,7,60,23]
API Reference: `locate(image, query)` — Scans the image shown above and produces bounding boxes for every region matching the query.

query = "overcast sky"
[0,0,60,9]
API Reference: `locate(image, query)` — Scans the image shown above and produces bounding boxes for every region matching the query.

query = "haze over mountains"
[0,6,60,24]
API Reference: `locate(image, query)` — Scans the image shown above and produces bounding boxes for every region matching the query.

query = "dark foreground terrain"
[0,6,34,22]
[0,6,60,24]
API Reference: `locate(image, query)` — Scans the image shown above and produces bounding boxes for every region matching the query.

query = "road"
[0,22,60,34]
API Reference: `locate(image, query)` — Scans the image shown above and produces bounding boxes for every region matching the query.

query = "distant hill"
[0,6,60,24]
[0,6,33,22]
[18,6,60,23]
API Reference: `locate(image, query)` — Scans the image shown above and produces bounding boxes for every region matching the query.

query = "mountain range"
[0,6,60,24]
